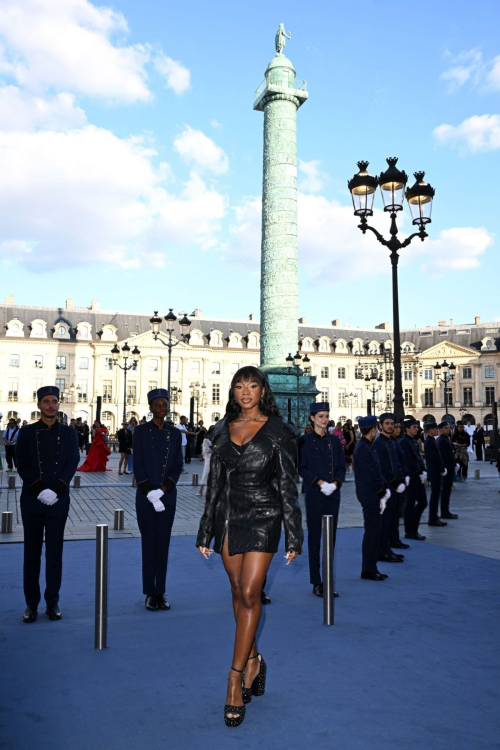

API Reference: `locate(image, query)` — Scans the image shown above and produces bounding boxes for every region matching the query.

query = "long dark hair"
[224,366,281,422]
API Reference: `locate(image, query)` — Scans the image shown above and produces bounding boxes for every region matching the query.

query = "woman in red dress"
[77,421,111,472]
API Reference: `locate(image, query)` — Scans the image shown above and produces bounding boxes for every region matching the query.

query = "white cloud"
[0,0,152,103]
[226,194,493,284]
[433,114,500,152]
[173,126,229,174]
[412,227,493,276]
[485,55,500,91]
[0,125,227,270]
[441,49,483,92]
[154,53,190,95]
[298,159,327,193]
[0,85,86,131]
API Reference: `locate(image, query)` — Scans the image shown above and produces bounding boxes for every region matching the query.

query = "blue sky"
[0,0,498,329]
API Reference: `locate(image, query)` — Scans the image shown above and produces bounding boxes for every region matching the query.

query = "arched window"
[31,410,41,421]
[211,331,222,347]
[336,340,345,352]
[461,413,475,425]
[229,333,242,348]
[302,338,314,352]
[189,330,203,345]
[248,333,259,349]
[422,414,435,423]
[212,412,221,422]
[319,338,329,352]
[338,415,348,423]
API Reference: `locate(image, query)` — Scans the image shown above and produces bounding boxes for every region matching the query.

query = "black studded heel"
[242,653,267,704]
[224,667,246,727]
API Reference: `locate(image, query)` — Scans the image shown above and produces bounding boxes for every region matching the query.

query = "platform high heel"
[242,654,267,704]
[224,667,246,727]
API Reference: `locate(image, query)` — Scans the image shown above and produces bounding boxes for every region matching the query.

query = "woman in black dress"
[116,421,132,475]
[196,366,303,727]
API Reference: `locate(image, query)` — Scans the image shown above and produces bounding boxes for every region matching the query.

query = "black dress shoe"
[156,594,170,610]
[22,606,38,623]
[361,571,386,581]
[312,584,323,597]
[391,540,410,549]
[428,519,447,527]
[45,605,62,620]
[376,569,389,579]
[378,553,404,563]
[441,513,458,519]
[405,532,427,541]
[145,595,159,611]
[261,590,271,605]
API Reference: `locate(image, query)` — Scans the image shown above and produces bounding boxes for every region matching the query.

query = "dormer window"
[58,326,66,336]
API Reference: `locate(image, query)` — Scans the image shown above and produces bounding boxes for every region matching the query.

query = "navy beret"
[403,417,418,427]
[147,388,169,403]
[310,402,329,414]
[437,421,449,429]
[37,385,60,400]
[378,412,395,423]
[424,421,438,430]
[358,415,378,429]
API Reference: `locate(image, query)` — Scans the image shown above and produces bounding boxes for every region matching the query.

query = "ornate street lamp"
[170,386,182,423]
[150,309,191,420]
[286,351,310,428]
[190,381,207,427]
[348,157,435,420]
[434,360,456,420]
[111,343,140,424]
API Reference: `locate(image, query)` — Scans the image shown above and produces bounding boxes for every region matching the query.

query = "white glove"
[38,489,58,505]
[320,481,338,496]
[396,483,406,494]
[441,468,447,477]
[419,471,427,484]
[405,476,410,487]
[455,463,460,472]
[380,489,391,514]
[147,489,165,512]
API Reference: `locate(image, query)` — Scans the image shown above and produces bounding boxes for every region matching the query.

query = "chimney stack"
[249,313,254,321]
[475,316,481,325]
[90,300,100,311]
[298,316,307,324]
[4,294,14,304]
[66,298,73,310]
[450,318,454,326]
[438,320,446,327]
[375,322,390,330]
[331,319,340,326]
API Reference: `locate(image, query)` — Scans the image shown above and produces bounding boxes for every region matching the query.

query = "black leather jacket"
[196,415,303,556]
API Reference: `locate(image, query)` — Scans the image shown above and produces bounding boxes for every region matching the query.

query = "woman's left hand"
[285,550,299,564]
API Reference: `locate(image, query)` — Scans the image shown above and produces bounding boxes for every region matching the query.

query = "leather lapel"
[211,417,273,471]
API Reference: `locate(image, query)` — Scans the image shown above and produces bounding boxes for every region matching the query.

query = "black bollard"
[322,515,335,626]
[95,524,108,649]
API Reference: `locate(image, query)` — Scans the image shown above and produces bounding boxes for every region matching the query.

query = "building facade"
[1,297,498,432]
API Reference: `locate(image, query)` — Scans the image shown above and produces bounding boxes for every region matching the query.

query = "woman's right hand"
[198,546,213,559]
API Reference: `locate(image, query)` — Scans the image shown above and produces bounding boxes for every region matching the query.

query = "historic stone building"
[1,296,498,432]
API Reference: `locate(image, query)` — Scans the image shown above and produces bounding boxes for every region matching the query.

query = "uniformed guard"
[353,416,391,581]
[424,422,448,527]
[133,388,183,611]
[373,413,407,564]
[399,417,428,540]
[298,402,346,597]
[437,422,459,520]
[16,386,80,623]
[390,419,410,550]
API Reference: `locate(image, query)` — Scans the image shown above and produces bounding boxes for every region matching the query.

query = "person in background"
[197,432,213,497]
[303,424,313,435]
[176,416,194,472]
[437,422,459,519]
[82,421,90,454]
[298,402,346,598]
[342,422,354,472]
[399,417,428,541]
[453,421,470,481]
[373,413,406,564]
[127,417,138,473]
[117,421,132,475]
[465,420,475,454]
[195,420,207,459]
[4,417,20,471]
[473,424,485,461]
[22,420,28,427]
[423,422,448,527]
[353,415,391,581]
[77,421,110,472]
[390,418,410,550]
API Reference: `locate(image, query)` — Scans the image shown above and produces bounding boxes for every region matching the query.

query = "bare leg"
[221,538,272,715]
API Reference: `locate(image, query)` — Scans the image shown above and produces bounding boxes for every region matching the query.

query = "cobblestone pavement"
[1,450,499,559]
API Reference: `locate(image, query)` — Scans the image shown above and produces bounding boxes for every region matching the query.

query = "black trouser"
[428,473,442,522]
[380,490,397,555]
[359,498,383,574]
[390,491,404,545]
[20,494,70,608]
[441,473,453,516]
[475,443,483,461]
[404,475,428,535]
[458,459,468,479]
[5,444,17,469]
[305,490,340,586]
[136,491,176,596]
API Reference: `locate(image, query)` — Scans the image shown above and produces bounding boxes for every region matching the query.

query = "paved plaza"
[1,449,499,559]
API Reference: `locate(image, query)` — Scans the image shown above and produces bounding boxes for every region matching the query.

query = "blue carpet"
[1,529,499,750]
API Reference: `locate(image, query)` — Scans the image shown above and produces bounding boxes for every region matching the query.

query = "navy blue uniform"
[373,433,405,555]
[437,434,455,517]
[424,435,445,522]
[16,420,80,608]
[353,438,387,574]
[399,434,428,535]
[298,431,346,586]
[133,421,183,596]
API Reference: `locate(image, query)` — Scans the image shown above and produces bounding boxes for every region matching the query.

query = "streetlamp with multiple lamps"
[150,310,191,420]
[348,158,435,419]
[434,360,456,419]
[286,351,310,428]
[110,342,141,424]
[190,381,207,426]
[170,386,182,422]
